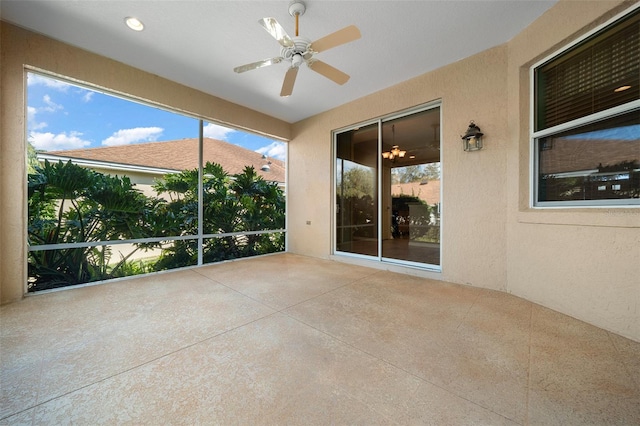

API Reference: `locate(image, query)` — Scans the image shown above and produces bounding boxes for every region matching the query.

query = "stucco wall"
[505,0,640,341]
[288,0,639,341]
[289,44,510,291]
[0,22,290,303]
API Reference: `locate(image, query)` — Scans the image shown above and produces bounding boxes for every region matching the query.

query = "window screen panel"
[537,109,640,203]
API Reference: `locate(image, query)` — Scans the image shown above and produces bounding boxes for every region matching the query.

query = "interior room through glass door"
[381,108,441,266]
[335,123,379,257]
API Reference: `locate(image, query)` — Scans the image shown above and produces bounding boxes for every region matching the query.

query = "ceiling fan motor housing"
[281,37,313,65]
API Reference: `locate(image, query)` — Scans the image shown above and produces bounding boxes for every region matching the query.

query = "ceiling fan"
[233,1,361,97]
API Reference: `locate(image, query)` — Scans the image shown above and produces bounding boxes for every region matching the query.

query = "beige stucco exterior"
[506,0,640,342]
[2,1,639,341]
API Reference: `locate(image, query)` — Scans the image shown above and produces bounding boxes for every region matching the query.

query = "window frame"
[529,4,640,208]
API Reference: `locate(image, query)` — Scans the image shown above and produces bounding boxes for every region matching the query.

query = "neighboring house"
[538,137,639,177]
[37,137,286,196]
[35,137,286,262]
[390,181,441,239]
[538,136,640,200]
[391,180,441,206]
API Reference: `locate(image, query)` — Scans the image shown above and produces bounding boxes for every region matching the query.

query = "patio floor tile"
[2,253,639,424]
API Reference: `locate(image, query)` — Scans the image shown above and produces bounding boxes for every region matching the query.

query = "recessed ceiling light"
[614,85,631,92]
[125,17,144,31]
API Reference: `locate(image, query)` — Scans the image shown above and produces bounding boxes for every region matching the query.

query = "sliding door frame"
[332,101,442,271]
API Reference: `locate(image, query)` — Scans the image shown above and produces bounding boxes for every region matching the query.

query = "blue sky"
[27,73,286,160]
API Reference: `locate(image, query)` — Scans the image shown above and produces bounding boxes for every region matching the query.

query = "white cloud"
[42,95,64,113]
[203,123,237,141]
[27,106,48,131]
[29,131,91,151]
[256,141,287,161]
[27,95,64,132]
[27,74,70,91]
[102,127,164,147]
[82,91,95,102]
[27,106,37,123]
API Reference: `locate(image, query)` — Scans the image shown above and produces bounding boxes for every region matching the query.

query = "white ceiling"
[1,0,557,123]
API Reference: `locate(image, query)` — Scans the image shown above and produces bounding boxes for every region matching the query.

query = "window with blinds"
[532,6,640,207]
[535,9,639,131]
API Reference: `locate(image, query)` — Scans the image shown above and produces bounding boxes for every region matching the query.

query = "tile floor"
[1,253,639,425]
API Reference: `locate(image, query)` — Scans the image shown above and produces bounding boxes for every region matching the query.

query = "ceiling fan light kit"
[233,1,361,97]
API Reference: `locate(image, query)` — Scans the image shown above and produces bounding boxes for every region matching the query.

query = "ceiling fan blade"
[233,57,283,74]
[259,17,294,48]
[280,67,299,97]
[310,25,361,53]
[308,60,350,85]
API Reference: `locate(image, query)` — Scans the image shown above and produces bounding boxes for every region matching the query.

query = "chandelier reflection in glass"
[382,124,406,161]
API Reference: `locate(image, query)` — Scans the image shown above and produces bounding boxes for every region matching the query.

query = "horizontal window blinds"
[536,11,639,131]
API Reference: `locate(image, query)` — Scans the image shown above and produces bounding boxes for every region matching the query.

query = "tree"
[339,167,375,198]
[26,141,40,174]
[391,162,440,184]
[28,160,155,290]
[28,160,286,290]
[153,162,286,268]
[423,162,441,180]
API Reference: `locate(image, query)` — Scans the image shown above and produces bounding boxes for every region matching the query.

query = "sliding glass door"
[382,108,441,266]
[335,123,379,257]
[335,105,441,268]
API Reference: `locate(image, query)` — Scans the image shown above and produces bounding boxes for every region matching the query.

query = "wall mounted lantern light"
[461,121,483,152]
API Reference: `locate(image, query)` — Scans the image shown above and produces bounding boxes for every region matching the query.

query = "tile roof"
[539,138,639,175]
[391,181,441,206]
[46,138,285,183]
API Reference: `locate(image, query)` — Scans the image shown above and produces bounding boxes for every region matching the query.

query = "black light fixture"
[461,121,483,151]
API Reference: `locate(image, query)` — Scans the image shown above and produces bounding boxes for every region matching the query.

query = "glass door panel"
[382,108,441,266]
[335,123,379,257]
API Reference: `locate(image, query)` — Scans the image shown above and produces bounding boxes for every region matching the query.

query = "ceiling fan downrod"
[288,1,306,37]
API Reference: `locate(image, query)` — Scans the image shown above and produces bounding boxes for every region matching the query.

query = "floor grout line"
[197,264,525,424]
[274,272,380,312]
[524,302,534,426]
[280,308,525,425]
[1,298,282,421]
[1,262,380,421]
[607,330,640,393]
[4,254,638,424]
[191,267,282,311]
[193,261,380,313]
[455,290,483,331]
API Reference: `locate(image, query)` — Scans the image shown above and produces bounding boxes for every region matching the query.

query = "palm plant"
[28,160,286,290]
[28,160,155,290]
